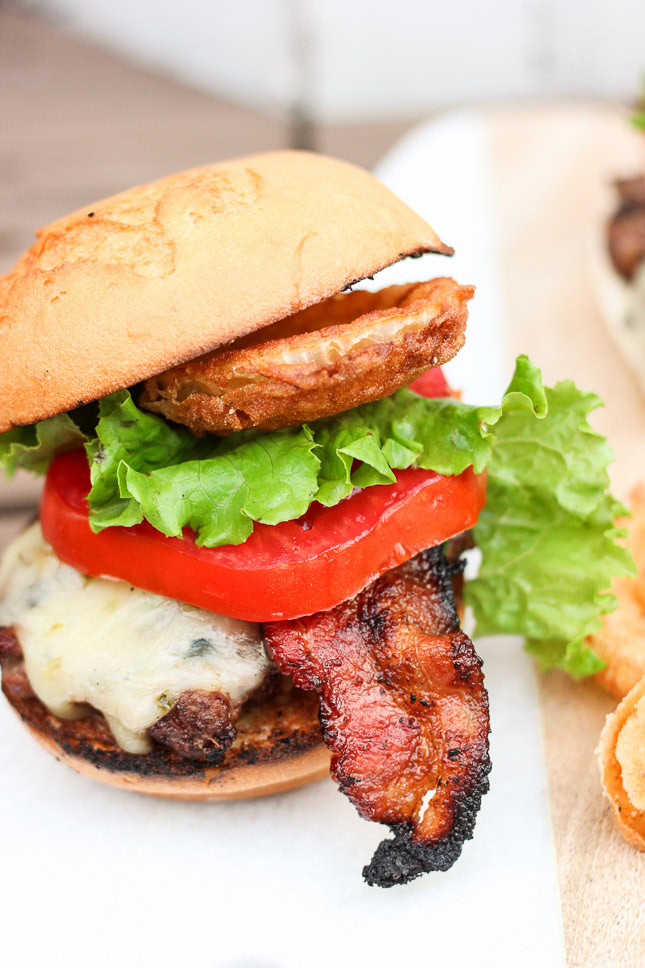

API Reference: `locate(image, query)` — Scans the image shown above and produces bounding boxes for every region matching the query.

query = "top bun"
[0,151,450,431]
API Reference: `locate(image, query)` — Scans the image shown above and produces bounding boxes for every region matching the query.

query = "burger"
[0,151,632,887]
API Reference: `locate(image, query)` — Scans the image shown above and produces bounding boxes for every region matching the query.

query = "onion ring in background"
[598,675,645,850]
[140,277,473,435]
[591,483,645,699]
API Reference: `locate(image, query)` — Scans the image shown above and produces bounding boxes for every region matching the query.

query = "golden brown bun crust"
[3,662,330,800]
[0,151,451,432]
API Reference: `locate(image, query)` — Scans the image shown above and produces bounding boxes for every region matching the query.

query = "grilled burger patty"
[0,521,488,886]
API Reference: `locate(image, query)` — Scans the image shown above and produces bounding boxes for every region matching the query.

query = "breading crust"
[140,278,472,435]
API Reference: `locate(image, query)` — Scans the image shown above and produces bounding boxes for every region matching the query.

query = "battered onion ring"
[598,675,645,850]
[140,277,473,435]
[591,484,645,699]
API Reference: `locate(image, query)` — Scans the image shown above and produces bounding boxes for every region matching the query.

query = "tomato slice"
[409,366,455,398]
[40,368,486,622]
[41,453,485,622]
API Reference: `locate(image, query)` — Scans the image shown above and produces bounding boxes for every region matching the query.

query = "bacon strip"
[263,547,491,887]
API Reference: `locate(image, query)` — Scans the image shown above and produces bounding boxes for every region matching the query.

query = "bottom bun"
[3,669,330,800]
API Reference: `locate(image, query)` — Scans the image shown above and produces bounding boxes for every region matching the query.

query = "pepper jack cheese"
[0,524,270,753]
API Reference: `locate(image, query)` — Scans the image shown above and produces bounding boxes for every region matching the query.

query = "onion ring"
[591,484,645,699]
[140,277,473,435]
[598,675,645,850]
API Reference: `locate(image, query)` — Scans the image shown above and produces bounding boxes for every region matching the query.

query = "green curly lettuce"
[84,390,321,545]
[465,371,636,677]
[78,358,546,544]
[0,414,88,476]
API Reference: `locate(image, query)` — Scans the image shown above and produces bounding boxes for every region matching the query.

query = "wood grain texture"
[0,7,290,276]
[539,673,645,967]
[489,105,645,968]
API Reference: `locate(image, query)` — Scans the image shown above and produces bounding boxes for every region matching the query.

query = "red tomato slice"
[40,367,486,622]
[41,453,485,622]
[409,366,455,398]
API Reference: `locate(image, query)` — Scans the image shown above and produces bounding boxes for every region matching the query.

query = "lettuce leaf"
[77,361,545,546]
[85,391,203,530]
[0,371,545,545]
[313,392,495,505]
[465,369,636,677]
[0,355,634,678]
[84,391,321,545]
[87,388,499,544]
[0,414,88,476]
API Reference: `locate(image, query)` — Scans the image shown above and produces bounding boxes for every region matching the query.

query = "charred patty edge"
[0,627,323,781]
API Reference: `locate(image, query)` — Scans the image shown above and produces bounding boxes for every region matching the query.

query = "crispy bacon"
[263,546,491,887]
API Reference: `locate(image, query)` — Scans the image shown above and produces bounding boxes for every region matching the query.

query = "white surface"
[0,637,563,968]
[372,112,511,403]
[40,0,645,121]
[0,114,565,966]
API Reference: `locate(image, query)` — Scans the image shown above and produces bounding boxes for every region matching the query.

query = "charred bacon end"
[263,546,491,887]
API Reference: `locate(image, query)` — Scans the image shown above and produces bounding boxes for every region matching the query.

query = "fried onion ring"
[140,277,473,435]
[598,675,645,850]
[591,484,645,699]
[263,545,491,887]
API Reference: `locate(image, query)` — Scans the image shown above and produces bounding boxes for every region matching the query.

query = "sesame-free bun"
[4,659,330,800]
[0,150,451,432]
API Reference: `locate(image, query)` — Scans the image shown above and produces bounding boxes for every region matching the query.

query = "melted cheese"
[0,524,270,753]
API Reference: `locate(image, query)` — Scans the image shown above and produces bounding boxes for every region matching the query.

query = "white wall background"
[37,0,645,121]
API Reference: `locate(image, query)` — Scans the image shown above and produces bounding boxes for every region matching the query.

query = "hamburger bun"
[3,655,330,800]
[0,150,451,432]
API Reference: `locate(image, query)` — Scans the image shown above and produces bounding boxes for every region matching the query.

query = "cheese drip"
[0,524,270,753]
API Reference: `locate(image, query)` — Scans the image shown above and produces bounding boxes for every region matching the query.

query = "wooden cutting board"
[488,105,645,968]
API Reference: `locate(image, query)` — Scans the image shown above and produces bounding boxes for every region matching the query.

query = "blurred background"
[3,0,645,273]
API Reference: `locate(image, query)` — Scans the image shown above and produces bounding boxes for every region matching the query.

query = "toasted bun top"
[0,150,450,431]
